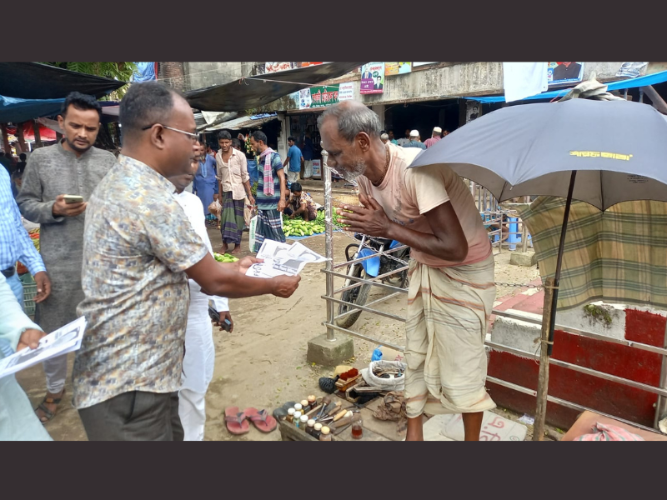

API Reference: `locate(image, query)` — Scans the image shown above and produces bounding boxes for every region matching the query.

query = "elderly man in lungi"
[318,101,496,441]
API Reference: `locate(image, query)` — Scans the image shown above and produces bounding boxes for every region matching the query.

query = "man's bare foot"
[35,389,65,423]
[220,243,229,255]
[405,416,424,441]
[230,245,242,255]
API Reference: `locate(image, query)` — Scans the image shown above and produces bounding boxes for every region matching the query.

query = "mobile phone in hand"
[208,306,232,331]
[64,195,84,204]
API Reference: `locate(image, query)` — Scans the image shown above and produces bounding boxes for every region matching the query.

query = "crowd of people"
[1,83,300,441]
[2,83,495,442]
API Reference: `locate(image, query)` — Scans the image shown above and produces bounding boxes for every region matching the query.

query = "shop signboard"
[298,89,312,110]
[385,62,411,75]
[338,82,354,101]
[548,62,584,85]
[310,85,340,108]
[360,63,385,94]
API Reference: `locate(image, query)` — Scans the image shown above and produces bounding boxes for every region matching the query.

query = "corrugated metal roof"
[200,113,280,132]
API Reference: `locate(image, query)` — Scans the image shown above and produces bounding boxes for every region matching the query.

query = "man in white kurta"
[174,189,231,441]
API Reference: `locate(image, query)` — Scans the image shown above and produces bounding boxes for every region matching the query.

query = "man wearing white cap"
[424,127,443,149]
[380,133,390,145]
[403,130,426,150]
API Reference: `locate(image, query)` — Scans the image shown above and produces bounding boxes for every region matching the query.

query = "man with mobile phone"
[170,156,233,441]
[16,92,116,424]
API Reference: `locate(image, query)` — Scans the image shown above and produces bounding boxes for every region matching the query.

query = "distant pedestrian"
[250,130,287,252]
[396,129,411,147]
[216,130,254,255]
[388,130,399,145]
[284,136,304,187]
[192,141,219,221]
[403,130,426,150]
[424,127,443,149]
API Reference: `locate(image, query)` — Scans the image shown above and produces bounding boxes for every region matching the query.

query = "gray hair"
[317,103,381,142]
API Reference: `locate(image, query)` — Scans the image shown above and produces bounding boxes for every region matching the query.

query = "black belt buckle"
[1,266,16,278]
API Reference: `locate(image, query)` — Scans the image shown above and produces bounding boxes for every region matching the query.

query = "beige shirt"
[216,148,249,200]
[357,144,492,268]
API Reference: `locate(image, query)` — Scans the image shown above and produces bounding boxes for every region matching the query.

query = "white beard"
[341,159,366,181]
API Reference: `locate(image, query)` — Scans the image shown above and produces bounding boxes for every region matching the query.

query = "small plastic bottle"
[286,408,296,423]
[307,395,317,408]
[319,426,332,441]
[299,415,309,430]
[300,399,310,412]
[305,419,316,436]
[313,423,323,440]
[294,403,303,414]
[293,411,302,427]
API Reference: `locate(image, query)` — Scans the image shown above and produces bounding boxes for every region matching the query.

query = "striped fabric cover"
[518,197,667,311]
[574,422,644,441]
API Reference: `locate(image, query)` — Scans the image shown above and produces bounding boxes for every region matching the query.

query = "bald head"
[317,101,381,143]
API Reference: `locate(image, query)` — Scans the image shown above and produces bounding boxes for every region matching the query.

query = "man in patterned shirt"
[74,82,300,441]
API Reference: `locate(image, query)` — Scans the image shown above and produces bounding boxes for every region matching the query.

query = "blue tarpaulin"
[0,95,65,124]
[466,70,667,103]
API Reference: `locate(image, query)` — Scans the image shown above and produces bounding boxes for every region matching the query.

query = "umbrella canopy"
[409,98,667,210]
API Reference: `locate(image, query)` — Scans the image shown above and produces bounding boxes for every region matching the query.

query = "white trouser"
[44,354,68,394]
[178,388,206,441]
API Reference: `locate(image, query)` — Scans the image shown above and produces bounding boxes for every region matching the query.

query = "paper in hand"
[0,316,87,380]
[247,240,328,278]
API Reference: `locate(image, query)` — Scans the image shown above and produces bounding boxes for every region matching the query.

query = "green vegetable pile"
[213,253,240,263]
[283,210,345,238]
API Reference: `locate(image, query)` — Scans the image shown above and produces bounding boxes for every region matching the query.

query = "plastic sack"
[361,360,407,391]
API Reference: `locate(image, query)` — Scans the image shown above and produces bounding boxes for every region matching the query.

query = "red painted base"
[489,309,665,429]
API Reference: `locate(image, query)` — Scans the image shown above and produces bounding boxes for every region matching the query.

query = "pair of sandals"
[34,389,65,423]
[225,406,277,435]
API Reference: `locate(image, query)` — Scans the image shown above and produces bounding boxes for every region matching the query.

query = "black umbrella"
[409,88,667,436]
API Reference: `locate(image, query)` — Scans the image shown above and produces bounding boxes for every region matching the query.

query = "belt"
[1,266,16,278]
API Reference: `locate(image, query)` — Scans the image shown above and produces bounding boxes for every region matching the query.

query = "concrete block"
[490,310,542,354]
[556,302,626,341]
[307,333,354,367]
[509,251,537,267]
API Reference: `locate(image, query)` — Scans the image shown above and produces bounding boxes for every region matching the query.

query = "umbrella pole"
[533,170,577,441]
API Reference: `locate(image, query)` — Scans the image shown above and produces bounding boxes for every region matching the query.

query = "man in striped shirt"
[249,131,287,252]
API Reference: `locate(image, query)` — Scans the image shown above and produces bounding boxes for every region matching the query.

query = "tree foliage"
[41,62,137,99]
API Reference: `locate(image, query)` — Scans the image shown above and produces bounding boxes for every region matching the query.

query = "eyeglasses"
[142,124,199,142]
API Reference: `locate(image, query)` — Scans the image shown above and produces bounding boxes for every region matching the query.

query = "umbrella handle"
[547,170,577,356]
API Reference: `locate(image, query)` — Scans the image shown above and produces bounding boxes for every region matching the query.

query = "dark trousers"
[78,391,184,441]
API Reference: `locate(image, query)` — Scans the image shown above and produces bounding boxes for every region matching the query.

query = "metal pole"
[654,319,667,429]
[322,149,336,342]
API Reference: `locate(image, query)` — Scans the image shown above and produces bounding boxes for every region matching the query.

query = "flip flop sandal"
[244,408,278,433]
[225,406,250,435]
[35,389,66,424]
[272,401,297,421]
